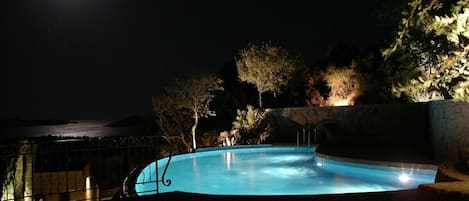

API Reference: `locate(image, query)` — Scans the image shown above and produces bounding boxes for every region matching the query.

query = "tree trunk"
[258,91,263,108]
[178,133,192,152]
[191,112,198,150]
[167,135,192,153]
[158,113,164,134]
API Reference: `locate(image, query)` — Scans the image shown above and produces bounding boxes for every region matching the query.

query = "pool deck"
[315,143,469,201]
[124,189,465,201]
[419,164,469,199]
[316,143,469,200]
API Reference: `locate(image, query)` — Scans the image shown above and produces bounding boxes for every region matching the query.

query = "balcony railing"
[0,136,164,201]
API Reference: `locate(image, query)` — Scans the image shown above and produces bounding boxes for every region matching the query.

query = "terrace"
[1,101,468,201]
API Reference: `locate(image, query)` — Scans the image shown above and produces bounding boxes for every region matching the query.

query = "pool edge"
[316,152,438,171]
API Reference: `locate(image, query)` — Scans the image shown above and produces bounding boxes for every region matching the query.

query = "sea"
[0,120,139,139]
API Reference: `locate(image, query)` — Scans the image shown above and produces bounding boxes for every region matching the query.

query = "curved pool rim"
[315,152,437,172]
[133,145,438,196]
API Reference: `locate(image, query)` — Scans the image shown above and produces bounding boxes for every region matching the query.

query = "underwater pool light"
[398,173,410,183]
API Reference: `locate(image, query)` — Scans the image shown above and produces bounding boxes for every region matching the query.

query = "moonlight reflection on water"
[1,120,138,138]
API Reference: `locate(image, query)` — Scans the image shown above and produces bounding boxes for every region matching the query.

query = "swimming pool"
[134,145,437,196]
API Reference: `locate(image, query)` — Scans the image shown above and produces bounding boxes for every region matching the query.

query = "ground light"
[332,99,350,106]
[86,176,91,189]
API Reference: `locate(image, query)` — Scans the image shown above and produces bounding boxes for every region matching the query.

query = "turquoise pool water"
[135,146,437,195]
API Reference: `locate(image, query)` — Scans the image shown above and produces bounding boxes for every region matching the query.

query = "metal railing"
[127,136,173,197]
[0,136,164,201]
[296,127,317,147]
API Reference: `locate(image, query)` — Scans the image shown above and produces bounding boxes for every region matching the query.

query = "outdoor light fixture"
[332,99,351,106]
[86,176,91,189]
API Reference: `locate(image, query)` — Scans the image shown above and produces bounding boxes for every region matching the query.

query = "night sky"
[5,0,398,120]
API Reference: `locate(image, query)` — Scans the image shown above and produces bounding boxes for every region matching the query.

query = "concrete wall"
[430,100,469,162]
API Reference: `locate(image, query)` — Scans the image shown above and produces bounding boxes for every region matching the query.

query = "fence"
[0,136,162,201]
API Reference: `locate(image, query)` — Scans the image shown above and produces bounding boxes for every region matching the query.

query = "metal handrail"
[296,127,316,147]
[158,135,172,188]
[129,135,173,196]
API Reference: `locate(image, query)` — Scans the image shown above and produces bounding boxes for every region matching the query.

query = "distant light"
[316,162,323,167]
[398,173,410,183]
[86,176,91,189]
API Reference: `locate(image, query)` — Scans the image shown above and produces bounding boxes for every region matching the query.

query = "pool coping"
[150,145,317,169]
[195,144,273,152]
[316,152,439,172]
[129,188,458,201]
[196,144,437,169]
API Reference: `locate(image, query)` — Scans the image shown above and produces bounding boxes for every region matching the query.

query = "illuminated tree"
[163,75,223,150]
[324,64,361,106]
[232,105,269,144]
[152,95,192,153]
[236,42,304,107]
[304,64,361,107]
[304,69,326,106]
[383,0,469,102]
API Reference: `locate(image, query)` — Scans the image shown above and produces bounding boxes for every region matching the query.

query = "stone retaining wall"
[429,100,469,163]
[267,103,430,145]
[266,101,469,162]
